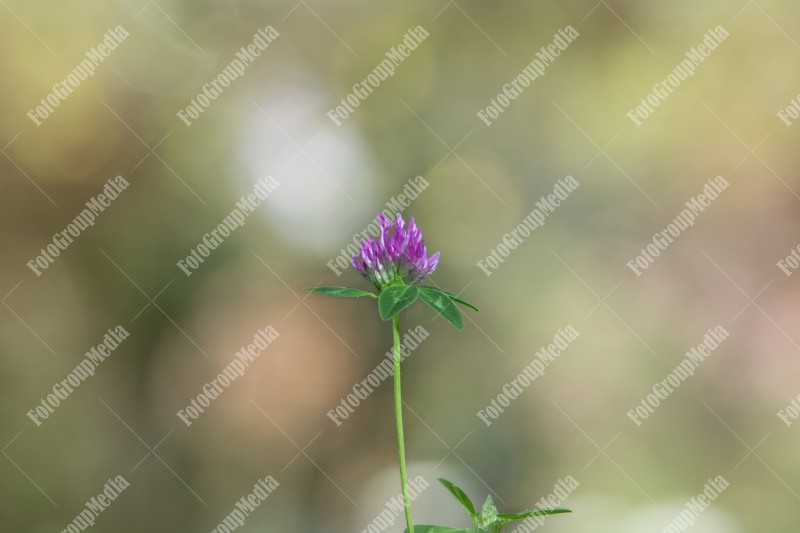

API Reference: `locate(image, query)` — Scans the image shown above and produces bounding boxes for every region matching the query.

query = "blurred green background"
[2,1,800,531]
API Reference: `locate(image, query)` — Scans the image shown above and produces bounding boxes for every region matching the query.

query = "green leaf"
[438,478,478,525]
[378,285,419,321]
[421,287,479,312]
[304,286,376,298]
[404,527,484,533]
[443,292,480,312]
[496,508,571,520]
[479,495,498,529]
[418,287,463,330]
[487,522,504,533]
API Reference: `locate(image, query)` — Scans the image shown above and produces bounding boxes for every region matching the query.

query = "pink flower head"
[351,213,440,289]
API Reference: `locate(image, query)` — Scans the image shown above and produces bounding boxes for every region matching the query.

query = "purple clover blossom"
[351,213,440,290]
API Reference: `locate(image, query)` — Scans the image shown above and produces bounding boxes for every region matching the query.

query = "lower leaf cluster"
[404,478,571,533]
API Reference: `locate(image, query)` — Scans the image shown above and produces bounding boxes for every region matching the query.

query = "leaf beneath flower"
[304,286,376,298]
[418,287,463,330]
[439,289,479,312]
[378,285,419,321]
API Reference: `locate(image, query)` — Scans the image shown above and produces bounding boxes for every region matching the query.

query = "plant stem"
[393,314,414,533]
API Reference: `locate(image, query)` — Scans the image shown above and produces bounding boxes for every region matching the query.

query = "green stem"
[393,314,414,533]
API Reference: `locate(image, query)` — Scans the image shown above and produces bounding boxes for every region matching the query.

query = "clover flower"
[351,213,440,290]
[308,212,567,533]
